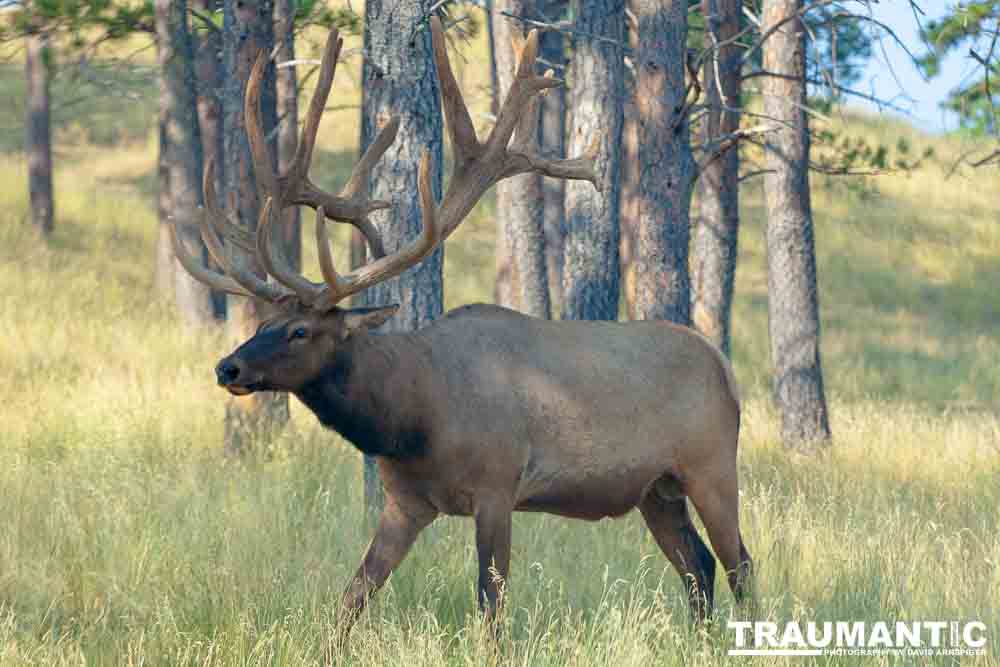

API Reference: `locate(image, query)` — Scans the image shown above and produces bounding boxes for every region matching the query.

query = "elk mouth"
[222,381,263,396]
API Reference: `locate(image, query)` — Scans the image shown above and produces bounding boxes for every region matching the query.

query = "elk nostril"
[217,360,241,384]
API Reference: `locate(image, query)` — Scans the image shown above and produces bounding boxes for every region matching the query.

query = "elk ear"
[342,305,399,334]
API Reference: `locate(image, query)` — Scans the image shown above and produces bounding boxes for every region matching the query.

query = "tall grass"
[1,20,999,665]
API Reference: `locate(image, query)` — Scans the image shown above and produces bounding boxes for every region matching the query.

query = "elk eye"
[290,327,308,340]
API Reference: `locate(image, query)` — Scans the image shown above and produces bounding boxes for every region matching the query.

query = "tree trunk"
[619,0,638,319]
[156,0,214,326]
[632,0,694,326]
[221,0,288,456]
[691,0,741,356]
[484,0,506,309]
[156,73,174,297]
[561,0,624,321]
[25,30,53,236]
[485,0,501,119]
[761,0,831,448]
[360,0,444,508]
[539,0,566,311]
[193,0,227,317]
[274,0,300,272]
[490,2,514,311]
[493,1,550,318]
[620,98,639,319]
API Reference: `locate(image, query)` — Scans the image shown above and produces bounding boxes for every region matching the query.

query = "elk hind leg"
[639,479,716,620]
[686,466,754,613]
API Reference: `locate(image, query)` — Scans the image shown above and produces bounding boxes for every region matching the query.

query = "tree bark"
[539,0,566,311]
[632,0,694,326]
[490,2,515,311]
[193,0,227,317]
[561,0,623,321]
[692,0,741,356]
[274,0,300,272]
[485,0,500,119]
[493,1,551,319]
[619,0,638,319]
[156,70,174,297]
[761,0,831,448]
[25,30,54,236]
[620,97,639,319]
[486,0,513,310]
[221,0,288,456]
[156,0,214,326]
[360,0,444,508]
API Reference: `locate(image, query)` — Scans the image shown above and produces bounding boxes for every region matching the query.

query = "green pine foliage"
[920,0,1000,135]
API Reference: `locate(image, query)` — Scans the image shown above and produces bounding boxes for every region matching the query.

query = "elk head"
[170,17,599,397]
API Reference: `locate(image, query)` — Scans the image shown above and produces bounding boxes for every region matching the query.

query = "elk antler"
[424,16,599,241]
[171,19,600,311]
[245,30,394,259]
[169,26,399,307]
[310,152,442,308]
[167,153,298,303]
[304,17,601,308]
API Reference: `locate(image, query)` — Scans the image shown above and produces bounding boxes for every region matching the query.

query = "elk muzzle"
[215,357,254,396]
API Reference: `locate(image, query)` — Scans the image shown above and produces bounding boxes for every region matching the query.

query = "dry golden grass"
[1,17,998,665]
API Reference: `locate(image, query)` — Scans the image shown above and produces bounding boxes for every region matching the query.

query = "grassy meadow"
[1,22,999,666]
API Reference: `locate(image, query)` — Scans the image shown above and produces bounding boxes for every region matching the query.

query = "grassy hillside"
[0,23,998,666]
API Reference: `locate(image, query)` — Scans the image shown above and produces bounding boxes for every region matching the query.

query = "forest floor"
[0,22,998,666]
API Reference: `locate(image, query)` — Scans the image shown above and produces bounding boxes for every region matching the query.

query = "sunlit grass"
[1,12,999,664]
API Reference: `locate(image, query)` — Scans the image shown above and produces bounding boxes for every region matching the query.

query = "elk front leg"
[474,499,513,624]
[339,498,436,634]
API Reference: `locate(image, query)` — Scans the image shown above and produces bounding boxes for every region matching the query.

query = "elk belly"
[513,458,663,520]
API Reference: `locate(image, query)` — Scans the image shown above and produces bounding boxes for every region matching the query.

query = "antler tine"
[415,148,441,250]
[202,158,256,253]
[176,23,405,308]
[424,17,599,243]
[498,32,600,189]
[505,132,602,189]
[429,16,482,163]
[179,18,601,310]
[172,159,290,302]
[197,205,233,271]
[513,26,538,79]
[485,28,560,157]
[245,51,279,202]
[198,204,292,302]
[256,197,326,304]
[314,152,442,310]
[315,206,352,306]
[253,27,390,258]
[511,67,551,154]
[291,28,342,185]
[296,18,603,310]
[341,116,400,202]
[168,218,255,298]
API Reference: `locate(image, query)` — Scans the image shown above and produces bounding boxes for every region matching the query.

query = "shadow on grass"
[822,243,999,336]
[735,179,999,403]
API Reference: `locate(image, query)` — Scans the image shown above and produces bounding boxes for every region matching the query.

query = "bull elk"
[170,17,752,631]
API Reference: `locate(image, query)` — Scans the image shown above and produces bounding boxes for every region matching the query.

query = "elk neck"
[294,329,430,460]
